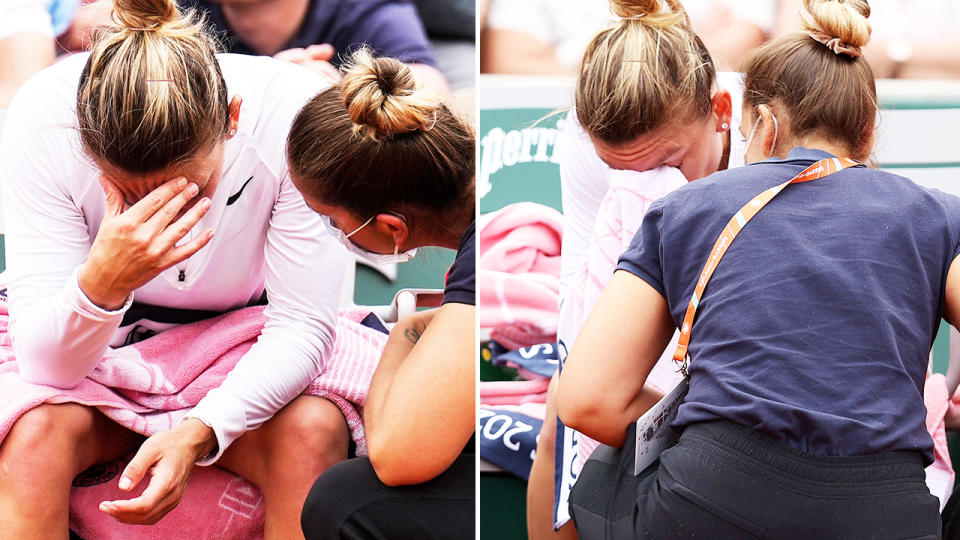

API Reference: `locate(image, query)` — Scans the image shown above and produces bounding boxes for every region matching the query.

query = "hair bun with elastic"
[803,0,872,56]
[609,0,686,28]
[340,49,439,141]
[112,0,178,30]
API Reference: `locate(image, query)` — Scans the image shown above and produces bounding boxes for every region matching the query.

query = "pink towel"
[479,202,564,349]
[0,301,386,539]
[70,459,265,539]
[925,373,955,509]
[479,379,550,407]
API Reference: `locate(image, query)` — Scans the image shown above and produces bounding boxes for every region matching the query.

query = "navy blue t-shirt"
[442,220,474,306]
[618,147,960,463]
[186,0,437,67]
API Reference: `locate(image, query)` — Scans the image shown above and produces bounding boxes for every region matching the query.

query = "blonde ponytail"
[609,0,688,28]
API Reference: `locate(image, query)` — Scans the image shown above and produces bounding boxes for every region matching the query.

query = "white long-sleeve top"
[0,52,350,463]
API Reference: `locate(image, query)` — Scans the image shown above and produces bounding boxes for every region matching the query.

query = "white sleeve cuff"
[67,267,134,321]
[183,395,248,465]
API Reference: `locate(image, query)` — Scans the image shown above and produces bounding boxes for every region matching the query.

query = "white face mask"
[323,215,418,265]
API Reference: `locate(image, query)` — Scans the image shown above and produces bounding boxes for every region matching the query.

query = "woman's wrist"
[77,261,128,311]
[177,417,218,462]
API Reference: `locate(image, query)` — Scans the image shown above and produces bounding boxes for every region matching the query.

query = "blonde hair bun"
[340,49,439,141]
[609,0,686,28]
[112,0,178,30]
[802,0,872,49]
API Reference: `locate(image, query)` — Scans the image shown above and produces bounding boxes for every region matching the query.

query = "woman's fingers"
[144,181,200,231]
[125,177,189,223]
[101,469,178,524]
[115,439,158,493]
[274,47,310,63]
[156,196,212,252]
[306,43,335,61]
[162,227,215,269]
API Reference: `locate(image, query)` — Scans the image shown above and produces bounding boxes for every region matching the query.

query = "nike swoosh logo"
[226,176,253,206]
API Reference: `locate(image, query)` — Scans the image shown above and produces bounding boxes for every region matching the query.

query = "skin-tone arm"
[480,28,571,75]
[274,45,451,98]
[0,32,54,108]
[696,19,766,72]
[363,302,475,486]
[274,44,342,83]
[941,256,960,396]
[556,270,674,448]
[409,63,452,100]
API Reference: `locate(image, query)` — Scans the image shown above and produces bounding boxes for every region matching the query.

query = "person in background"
[776,0,960,78]
[480,0,775,75]
[0,0,78,107]
[287,49,475,540]
[181,0,450,93]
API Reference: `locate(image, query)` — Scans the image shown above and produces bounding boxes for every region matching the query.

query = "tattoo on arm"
[404,327,422,345]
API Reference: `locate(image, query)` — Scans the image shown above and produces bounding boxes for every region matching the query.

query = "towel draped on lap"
[0,299,388,539]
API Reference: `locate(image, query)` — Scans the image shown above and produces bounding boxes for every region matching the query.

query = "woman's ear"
[712,89,733,132]
[757,104,779,158]
[226,95,242,139]
[374,213,410,249]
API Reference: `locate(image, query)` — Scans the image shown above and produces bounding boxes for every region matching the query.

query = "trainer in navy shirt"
[443,220,475,306]
[185,0,438,67]
[617,147,960,464]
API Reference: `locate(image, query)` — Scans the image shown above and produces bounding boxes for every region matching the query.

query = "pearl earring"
[721,122,729,131]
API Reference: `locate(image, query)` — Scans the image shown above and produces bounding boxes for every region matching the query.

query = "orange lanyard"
[673,157,862,370]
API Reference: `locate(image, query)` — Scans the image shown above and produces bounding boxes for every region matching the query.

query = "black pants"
[570,421,940,539]
[301,453,475,540]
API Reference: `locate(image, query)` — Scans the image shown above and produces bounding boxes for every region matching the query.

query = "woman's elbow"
[367,445,447,487]
[555,381,602,436]
[556,377,630,446]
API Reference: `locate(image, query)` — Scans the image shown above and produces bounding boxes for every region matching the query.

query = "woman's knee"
[0,403,97,476]
[290,397,348,447]
[265,397,349,469]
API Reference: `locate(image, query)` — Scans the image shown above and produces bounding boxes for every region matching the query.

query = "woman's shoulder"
[866,167,960,215]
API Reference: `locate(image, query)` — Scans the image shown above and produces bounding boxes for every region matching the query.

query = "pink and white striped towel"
[0,299,387,539]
